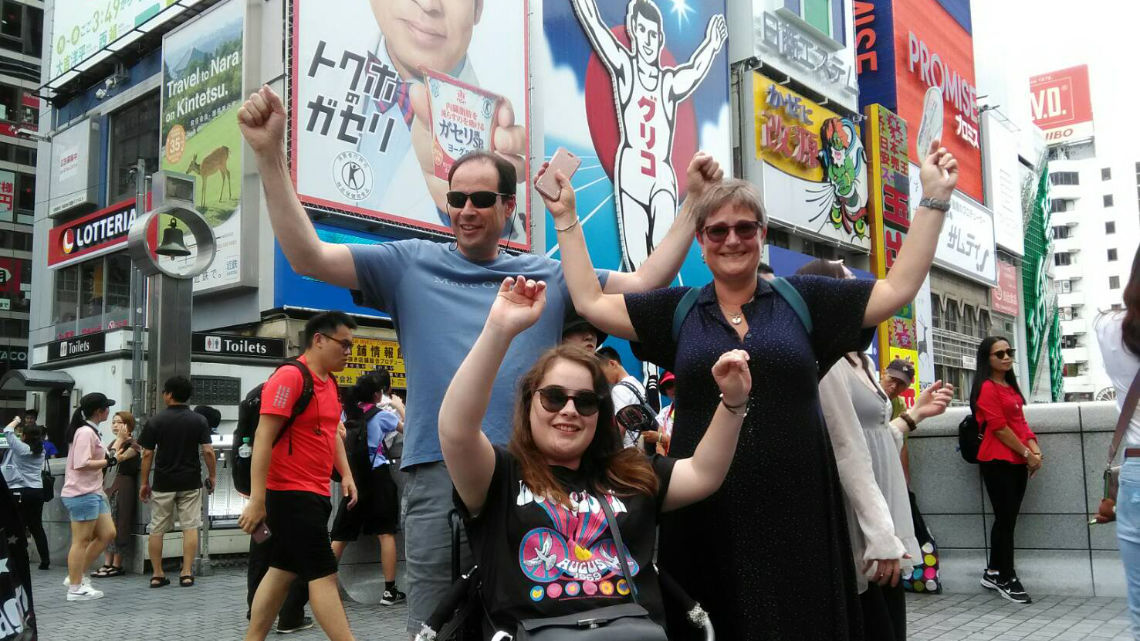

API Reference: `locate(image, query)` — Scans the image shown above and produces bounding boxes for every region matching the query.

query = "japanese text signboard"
[289,0,529,249]
[337,338,406,389]
[1030,65,1094,146]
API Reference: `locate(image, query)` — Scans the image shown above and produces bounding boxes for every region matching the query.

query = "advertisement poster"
[991,259,1020,317]
[542,0,730,278]
[0,170,13,223]
[981,110,1024,256]
[50,0,195,78]
[337,338,406,389]
[289,0,529,248]
[1030,65,1094,146]
[908,162,996,285]
[754,73,870,250]
[160,0,244,291]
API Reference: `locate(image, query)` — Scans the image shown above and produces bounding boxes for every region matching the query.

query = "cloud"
[536,33,595,149]
[699,103,733,174]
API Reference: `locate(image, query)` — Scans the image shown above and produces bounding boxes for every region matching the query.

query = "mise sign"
[191,333,285,359]
[48,199,143,269]
[46,332,106,363]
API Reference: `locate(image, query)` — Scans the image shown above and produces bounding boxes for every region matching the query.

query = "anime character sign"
[569,0,728,271]
[813,117,869,240]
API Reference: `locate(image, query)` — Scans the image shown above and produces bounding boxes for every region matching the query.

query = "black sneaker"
[380,587,406,606]
[276,617,314,634]
[980,569,1000,590]
[994,577,1032,604]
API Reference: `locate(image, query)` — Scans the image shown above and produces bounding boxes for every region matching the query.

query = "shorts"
[62,493,110,522]
[265,489,337,582]
[402,461,472,633]
[149,489,203,534]
[331,464,400,540]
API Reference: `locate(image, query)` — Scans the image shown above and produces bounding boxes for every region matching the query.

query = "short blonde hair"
[693,179,768,231]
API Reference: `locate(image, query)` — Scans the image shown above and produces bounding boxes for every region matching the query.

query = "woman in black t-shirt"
[92,411,141,578]
[438,276,752,637]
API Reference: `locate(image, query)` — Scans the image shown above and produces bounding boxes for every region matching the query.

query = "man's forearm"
[333,437,352,481]
[203,449,217,480]
[140,451,153,483]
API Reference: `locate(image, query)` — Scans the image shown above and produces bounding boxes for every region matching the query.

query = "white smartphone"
[536,148,581,201]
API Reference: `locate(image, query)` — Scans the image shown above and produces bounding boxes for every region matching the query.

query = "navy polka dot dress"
[625,275,875,641]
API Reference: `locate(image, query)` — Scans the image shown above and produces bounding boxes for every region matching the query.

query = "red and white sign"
[0,257,20,294]
[48,199,143,269]
[991,260,1020,316]
[1030,65,1094,145]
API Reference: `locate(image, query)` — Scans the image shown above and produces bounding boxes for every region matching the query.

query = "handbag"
[1095,367,1140,524]
[514,495,667,641]
[41,458,55,503]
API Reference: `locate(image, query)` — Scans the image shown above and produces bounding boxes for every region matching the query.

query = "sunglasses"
[446,190,510,209]
[320,332,353,354]
[700,220,761,243]
[535,386,602,416]
[991,348,1015,359]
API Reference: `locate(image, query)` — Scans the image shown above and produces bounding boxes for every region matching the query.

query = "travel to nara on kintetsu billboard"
[288,0,530,249]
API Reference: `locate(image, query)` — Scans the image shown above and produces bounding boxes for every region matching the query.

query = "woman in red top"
[970,336,1044,605]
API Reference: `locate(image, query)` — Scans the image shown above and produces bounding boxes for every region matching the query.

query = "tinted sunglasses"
[446,190,509,209]
[535,386,602,416]
[700,220,761,243]
[991,348,1015,359]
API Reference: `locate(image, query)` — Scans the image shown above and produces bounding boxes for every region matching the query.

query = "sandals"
[149,576,171,588]
[179,575,195,587]
[90,565,116,578]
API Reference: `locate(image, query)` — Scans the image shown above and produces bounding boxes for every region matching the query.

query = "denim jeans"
[1117,458,1140,639]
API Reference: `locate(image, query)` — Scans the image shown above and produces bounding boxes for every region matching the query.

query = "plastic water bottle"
[238,437,252,459]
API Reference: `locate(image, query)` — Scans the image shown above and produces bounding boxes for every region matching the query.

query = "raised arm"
[669,15,727,103]
[661,350,750,511]
[238,85,357,289]
[439,277,547,516]
[864,140,958,326]
[604,153,723,294]
[570,0,630,76]
[3,419,30,456]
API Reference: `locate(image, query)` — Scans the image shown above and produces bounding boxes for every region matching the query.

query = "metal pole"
[130,160,147,419]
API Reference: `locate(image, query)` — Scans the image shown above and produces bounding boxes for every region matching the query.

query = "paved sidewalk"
[30,564,1136,640]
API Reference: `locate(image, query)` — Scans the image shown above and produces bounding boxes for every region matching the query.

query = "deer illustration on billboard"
[187,145,232,206]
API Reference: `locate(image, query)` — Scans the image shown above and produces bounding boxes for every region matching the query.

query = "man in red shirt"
[239,312,360,641]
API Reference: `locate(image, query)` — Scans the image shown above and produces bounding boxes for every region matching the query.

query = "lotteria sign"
[48,199,149,269]
[854,0,983,202]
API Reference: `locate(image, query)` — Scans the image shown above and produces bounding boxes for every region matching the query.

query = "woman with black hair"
[3,415,50,569]
[61,392,118,601]
[971,336,1041,605]
[1096,244,1140,633]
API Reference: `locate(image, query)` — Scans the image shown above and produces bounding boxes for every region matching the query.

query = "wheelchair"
[413,512,715,641]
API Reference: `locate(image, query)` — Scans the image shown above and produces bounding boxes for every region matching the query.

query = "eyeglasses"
[535,386,602,416]
[446,190,510,209]
[991,348,1015,359]
[700,221,761,243]
[320,332,353,354]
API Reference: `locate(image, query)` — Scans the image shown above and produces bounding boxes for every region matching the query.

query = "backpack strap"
[1107,367,1140,466]
[770,277,813,334]
[361,406,383,466]
[616,380,648,405]
[671,287,702,342]
[274,359,316,454]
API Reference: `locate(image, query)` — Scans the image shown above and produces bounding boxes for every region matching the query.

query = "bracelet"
[719,393,749,418]
[919,197,951,212]
[899,412,917,432]
[554,217,580,232]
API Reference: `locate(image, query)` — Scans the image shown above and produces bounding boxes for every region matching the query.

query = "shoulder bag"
[514,495,667,640]
[1095,367,1140,524]
[40,458,55,503]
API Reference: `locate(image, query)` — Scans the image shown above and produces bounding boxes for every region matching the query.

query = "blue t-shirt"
[362,404,400,467]
[350,239,608,468]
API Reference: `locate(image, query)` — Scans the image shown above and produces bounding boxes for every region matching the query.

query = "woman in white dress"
[800,259,953,641]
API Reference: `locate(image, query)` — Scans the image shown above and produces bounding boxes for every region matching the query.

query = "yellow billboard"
[336,338,406,389]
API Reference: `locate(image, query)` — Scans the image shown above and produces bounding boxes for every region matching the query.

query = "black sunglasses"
[319,332,353,354]
[446,190,510,209]
[991,348,1015,359]
[535,386,602,416]
[701,220,761,243]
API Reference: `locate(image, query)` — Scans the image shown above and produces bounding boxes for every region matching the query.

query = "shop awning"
[0,369,75,392]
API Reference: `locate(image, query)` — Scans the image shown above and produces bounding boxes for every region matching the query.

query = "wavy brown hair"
[114,411,136,434]
[508,345,658,505]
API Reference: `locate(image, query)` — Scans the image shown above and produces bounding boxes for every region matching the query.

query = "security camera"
[95,87,108,100]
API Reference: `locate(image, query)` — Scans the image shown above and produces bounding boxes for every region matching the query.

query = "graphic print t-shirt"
[260,357,342,495]
[456,447,675,632]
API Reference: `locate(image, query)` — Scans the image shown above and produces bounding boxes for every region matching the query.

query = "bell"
[156,218,191,258]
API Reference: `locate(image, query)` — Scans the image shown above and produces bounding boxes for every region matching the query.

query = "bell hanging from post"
[156,218,191,258]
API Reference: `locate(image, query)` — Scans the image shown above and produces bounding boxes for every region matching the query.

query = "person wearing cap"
[655,372,676,455]
[882,359,917,421]
[561,311,607,353]
[61,392,118,601]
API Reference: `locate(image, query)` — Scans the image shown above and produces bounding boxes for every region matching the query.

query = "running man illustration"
[571,0,727,270]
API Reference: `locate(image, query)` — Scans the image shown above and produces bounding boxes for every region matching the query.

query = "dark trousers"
[980,461,1029,579]
[248,537,309,627]
[11,488,49,566]
[861,582,905,640]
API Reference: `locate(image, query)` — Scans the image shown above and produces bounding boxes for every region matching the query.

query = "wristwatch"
[919,197,951,212]
[899,411,917,432]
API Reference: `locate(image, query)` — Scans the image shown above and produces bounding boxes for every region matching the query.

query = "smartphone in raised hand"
[536,148,581,201]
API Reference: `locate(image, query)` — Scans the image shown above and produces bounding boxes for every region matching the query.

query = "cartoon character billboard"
[543,0,731,279]
[289,0,529,248]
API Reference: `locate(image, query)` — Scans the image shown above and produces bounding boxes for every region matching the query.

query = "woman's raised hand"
[486,276,547,337]
[534,163,577,223]
[912,380,954,421]
[919,139,959,201]
[711,349,752,406]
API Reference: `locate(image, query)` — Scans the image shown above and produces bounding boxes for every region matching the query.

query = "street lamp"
[126,171,218,575]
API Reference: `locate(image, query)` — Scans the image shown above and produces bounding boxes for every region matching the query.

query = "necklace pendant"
[731,315,743,325]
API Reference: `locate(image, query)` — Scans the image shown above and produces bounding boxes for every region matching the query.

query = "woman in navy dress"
[536,143,959,640]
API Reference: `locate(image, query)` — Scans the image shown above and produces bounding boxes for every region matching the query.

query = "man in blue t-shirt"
[238,85,721,635]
